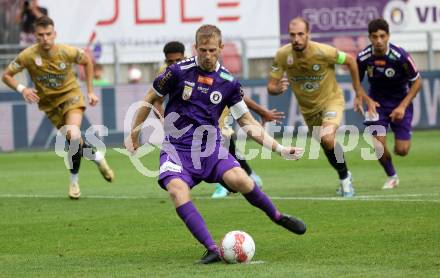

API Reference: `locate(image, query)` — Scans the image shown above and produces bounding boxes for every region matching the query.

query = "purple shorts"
[158,143,240,190]
[364,103,413,140]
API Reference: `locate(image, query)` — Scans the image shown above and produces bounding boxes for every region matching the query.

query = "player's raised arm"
[236,111,303,160]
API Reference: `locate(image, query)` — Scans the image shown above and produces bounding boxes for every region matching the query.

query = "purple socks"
[243,183,281,221]
[176,201,217,252]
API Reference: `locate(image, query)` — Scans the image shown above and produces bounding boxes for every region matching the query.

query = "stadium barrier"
[0,72,439,152]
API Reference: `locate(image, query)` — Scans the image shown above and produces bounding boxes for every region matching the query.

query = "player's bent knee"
[223,167,251,191]
[320,136,335,150]
[166,179,190,204]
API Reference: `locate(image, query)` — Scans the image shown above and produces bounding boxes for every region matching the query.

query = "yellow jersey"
[270,41,345,116]
[7,43,86,96]
[157,63,167,75]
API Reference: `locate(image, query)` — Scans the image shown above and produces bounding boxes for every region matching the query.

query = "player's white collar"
[195,56,221,72]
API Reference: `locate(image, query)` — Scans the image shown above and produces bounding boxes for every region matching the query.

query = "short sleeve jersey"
[7,44,85,96]
[270,41,345,116]
[357,43,419,105]
[152,57,244,150]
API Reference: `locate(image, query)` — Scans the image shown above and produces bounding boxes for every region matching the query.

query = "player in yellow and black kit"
[2,16,114,199]
[267,17,368,197]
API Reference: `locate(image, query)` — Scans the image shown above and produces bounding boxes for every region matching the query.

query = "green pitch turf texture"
[1,130,439,277]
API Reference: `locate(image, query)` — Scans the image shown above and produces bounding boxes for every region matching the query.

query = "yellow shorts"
[39,89,86,129]
[303,98,345,128]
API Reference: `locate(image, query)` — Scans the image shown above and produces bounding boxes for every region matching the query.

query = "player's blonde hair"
[195,24,222,46]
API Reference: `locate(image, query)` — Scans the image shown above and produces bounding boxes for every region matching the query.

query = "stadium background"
[1,1,439,276]
[0,0,439,151]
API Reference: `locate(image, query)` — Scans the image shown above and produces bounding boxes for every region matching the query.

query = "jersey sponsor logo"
[59,63,66,70]
[385,68,395,77]
[197,86,209,94]
[312,64,321,71]
[198,75,213,86]
[159,161,182,174]
[301,82,319,92]
[36,73,66,88]
[291,75,323,82]
[184,81,195,87]
[210,91,222,104]
[220,71,234,81]
[374,60,386,66]
[182,85,193,100]
[376,67,385,72]
[35,56,42,66]
[287,54,294,66]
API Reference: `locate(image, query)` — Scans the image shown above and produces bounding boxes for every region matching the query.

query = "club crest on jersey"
[312,64,320,71]
[287,55,294,65]
[385,68,395,77]
[210,91,222,104]
[182,85,193,100]
[35,56,42,66]
[59,62,66,70]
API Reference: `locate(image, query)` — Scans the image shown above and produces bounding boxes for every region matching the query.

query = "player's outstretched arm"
[2,68,39,103]
[125,89,162,152]
[243,95,284,124]
[344,54,379,117]
[236,111,303,160]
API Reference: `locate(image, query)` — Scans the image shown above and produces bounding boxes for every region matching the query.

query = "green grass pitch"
[1,130,439,277]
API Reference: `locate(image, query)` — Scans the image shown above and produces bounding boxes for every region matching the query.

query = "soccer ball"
[220,230,255,263]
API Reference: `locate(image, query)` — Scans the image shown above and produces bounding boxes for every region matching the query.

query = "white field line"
[0,193,439,203]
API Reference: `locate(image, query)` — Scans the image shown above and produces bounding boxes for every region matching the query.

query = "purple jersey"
[153,56,244,150]
[357,43,419,106]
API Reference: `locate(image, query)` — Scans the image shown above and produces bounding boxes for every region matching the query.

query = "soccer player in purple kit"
[126,24,306,264]
[357,18,422,189]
